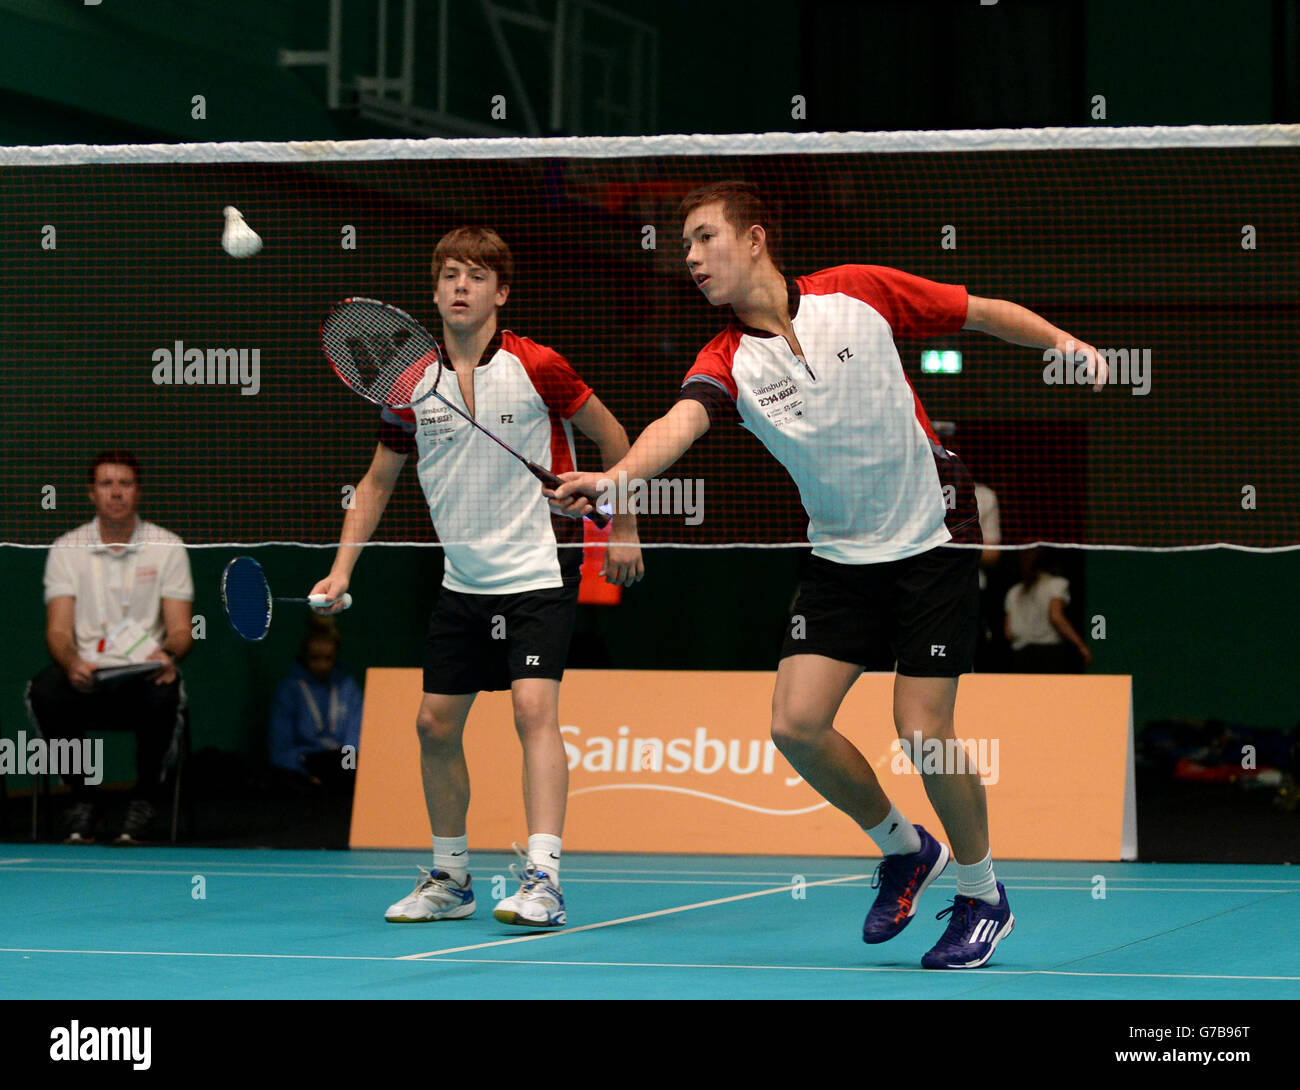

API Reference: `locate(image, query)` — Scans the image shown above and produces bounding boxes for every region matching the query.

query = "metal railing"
[279,0,658,137]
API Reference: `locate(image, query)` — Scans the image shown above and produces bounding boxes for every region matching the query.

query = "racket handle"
[530,463,611,529]
[308,592,353,610]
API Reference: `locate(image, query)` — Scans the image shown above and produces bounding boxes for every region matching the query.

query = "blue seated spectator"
[269,616,363,792]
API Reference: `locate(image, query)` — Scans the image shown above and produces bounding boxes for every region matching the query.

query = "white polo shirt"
[379,329,593,594]
[1004,574,1071,650]
[681,265,978,564]
[43,518,194,665]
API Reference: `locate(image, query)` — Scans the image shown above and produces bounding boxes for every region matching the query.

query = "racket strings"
[222,559,273,641]
[322,299,439,407]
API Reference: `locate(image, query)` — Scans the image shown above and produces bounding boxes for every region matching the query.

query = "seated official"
[29,450,194,844]
[269,616,363,794]
[1003,548,1091,673]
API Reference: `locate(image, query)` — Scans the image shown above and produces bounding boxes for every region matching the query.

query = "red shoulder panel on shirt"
[505,331,594,418]
[797,264,969,340]
[681,325,742,400]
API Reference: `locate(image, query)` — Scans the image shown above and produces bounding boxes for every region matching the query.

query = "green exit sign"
[921,350,963,374]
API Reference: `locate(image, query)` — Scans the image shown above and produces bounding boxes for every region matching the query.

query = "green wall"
[5,542,1296,791]
[1085,551,1300,729]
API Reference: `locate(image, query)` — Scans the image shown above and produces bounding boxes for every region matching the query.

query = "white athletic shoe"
[493,844,566,927]
[384,868,476,923]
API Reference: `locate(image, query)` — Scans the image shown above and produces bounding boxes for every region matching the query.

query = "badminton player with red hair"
[313,226,643,928]
[553,182,1104,968]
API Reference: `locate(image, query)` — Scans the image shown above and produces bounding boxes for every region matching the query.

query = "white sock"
[528,833,562,884]
[433,834,469,885]
[955,849,999,905]
[863,804,922,856]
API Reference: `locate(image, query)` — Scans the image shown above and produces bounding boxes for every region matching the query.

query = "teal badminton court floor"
[2,846,1297,999]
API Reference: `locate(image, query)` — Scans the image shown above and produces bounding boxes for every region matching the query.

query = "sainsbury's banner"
[350,669,1135,860]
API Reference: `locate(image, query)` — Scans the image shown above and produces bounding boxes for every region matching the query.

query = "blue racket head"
[221,556,273,641]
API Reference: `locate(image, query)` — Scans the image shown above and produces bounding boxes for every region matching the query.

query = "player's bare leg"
[893,674,989,864]
[385,691,479,922]
[415,691,476,835]
[510,678,568,835]
[769,654,890,826]
[894,672,1010,968]
[495,677,568,926]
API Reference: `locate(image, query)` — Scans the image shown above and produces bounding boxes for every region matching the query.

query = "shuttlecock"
[222,206,263,258]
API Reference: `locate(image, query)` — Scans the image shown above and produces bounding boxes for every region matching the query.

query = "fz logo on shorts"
[930,645,946,657]
[525,655,540,665]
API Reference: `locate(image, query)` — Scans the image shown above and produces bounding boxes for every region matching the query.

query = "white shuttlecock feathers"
[222,206,263,258]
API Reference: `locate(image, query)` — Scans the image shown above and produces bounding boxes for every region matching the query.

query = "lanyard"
[298,679,341,739]
[92,549,139,634]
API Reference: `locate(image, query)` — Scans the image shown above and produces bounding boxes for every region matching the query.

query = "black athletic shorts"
[779,545,980,677]
[424,583,580,694]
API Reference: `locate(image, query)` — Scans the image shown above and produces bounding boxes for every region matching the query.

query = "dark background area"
[0,0,1297,861]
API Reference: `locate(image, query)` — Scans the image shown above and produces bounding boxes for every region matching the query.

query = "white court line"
[0,866,851,887]
[0,948,1296,983]
[0,867,793,885]
[0,859,34,865]
[402,957,1300,983]
[12,863,1300,889]
[0,866,1295,895]
[398,881,1295,959]
[0,947,397,963]
[399,873,872,959]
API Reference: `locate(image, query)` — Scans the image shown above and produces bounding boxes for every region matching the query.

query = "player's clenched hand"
[603,520,645,586]
[1056,336,1107,392]
[309,575,350,614]
[545,471,610,520]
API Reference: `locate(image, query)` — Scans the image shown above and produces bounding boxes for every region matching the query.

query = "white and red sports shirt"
[380,330,592,594]
[680,265,980,564]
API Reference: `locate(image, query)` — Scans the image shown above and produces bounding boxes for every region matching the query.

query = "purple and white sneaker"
[861,824,950,944]
[921,881,1014,969]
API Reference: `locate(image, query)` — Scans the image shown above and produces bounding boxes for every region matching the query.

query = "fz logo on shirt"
[837,347,853,362]
[499,413,514,424]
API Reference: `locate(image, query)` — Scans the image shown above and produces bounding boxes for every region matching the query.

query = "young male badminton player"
[312,226,643,927]
[553,182,1105,968]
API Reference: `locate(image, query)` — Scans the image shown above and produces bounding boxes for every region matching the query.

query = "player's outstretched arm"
[964,294,1108,392]
[550,399,710,518]
[568,394,645,586]
[311,442,407,611]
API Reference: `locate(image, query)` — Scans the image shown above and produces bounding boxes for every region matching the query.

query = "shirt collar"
[731,277,802,339]
[440,329,503,369]
[92,517,143,554]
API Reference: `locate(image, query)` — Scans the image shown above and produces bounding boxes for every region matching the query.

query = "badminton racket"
[220,556,352,642]
[320,296,610,528]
